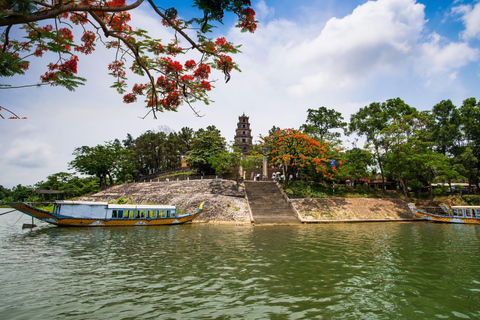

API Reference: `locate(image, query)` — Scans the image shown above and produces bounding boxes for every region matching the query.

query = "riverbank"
[77,179,422,223]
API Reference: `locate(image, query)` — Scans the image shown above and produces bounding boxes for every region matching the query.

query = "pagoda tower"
[234,113,253,153]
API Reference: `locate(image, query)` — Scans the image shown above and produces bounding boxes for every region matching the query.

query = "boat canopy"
[107,204,177,210]
[55,200,108,206]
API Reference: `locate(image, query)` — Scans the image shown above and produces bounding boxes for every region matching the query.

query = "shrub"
[462,195,480,206]
[117,197,127,204]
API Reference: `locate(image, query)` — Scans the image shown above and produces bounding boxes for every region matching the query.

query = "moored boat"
[408,203,480,224]
[7,200,207,227]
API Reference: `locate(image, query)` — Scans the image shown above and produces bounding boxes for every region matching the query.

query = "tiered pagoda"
[234,113,253,153]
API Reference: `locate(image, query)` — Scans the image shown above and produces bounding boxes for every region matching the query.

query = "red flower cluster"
[108,60,126,78]
[217,55,233,73]
[132,83,148,95]
[200,80,212,91]
[34,44,48,57]
[193,64,211,80]
[75,31,96,54]
[107,0,126,7]
[107,12,132,32]
[161,57,183,73]
[237,8,257,33]
[123,93,136,103]
[215,37,234,51]
[184,60,196,70]
[152,43,165,55]
[40,55,79,83]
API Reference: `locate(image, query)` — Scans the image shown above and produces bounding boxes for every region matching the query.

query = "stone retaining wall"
[77,180,420,223]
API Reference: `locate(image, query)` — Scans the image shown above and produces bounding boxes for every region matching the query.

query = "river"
[1,208,479,319]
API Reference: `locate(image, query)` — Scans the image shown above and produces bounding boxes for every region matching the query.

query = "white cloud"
[285,0,426,96]
[417,32,479,76]
[453,2,480,40]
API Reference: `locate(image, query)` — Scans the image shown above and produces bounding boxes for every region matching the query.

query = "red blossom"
[217,55,233,73]
[108,60,126,78]
[184,60,196,70]
[161,57,183,73]
[236,7,257,33]
[132,83,148,95]
[123,93,136,103]
[75,31,96,54]
[193,64,211,80]
[200,80,212,91]
[180,75,195,82]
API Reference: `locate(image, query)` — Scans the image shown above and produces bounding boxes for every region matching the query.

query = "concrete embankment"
[78,179,420,223]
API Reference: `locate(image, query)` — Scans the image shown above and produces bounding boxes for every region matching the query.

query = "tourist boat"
[7,200,207,227]
[408,203,480,224]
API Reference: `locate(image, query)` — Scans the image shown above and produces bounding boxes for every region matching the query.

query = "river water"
[1,208,480,319]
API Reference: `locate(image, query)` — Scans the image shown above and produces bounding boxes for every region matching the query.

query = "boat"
[408,203,480,224]
[6,200,207,227]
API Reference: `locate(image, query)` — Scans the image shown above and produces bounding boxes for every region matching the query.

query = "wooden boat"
[7,200,207,227]
[408,203,480,224]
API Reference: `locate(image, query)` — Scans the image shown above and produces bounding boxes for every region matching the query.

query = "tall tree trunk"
[399,174,409,201]
[428,180,434,203]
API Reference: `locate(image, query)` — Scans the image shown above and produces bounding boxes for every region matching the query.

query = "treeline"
[1,97,479,203]
[0,125,228,202]
[346,97,479,201]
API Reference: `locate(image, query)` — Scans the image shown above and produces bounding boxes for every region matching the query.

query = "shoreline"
[76,179,422,224]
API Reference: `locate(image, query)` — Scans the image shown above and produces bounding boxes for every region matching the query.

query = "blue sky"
[1,0,480,188]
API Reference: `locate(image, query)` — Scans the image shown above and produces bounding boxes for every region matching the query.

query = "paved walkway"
[244,181,299,224]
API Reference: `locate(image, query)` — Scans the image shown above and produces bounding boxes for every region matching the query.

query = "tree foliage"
[209,145,262,182]
[1,0,257,117]
[187,125,225,175]
[263,128,343,184]
[300,106,346,144]
[69,140,135,187]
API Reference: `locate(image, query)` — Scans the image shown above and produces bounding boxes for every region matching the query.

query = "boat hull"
[408,203,480,224]
[7,202,206,227]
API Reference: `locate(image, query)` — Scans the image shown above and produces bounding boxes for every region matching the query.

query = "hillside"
[78,179,251,223]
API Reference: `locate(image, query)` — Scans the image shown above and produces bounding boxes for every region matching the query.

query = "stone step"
[244,181,299,224]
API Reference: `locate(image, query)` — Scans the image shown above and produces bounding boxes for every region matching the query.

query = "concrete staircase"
[244,181,300,224]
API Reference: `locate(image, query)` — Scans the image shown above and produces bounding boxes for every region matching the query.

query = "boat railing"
[136,175,223,183]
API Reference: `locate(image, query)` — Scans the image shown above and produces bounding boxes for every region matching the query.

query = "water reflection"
[1,210,480,319]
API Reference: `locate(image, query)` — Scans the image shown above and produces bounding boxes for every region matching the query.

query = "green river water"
[1,208,479,319]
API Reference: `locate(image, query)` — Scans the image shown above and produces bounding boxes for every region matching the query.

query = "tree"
[300,106,346,144]
[35,172,99,199]
[11,184,34,202]
[338,148,375,184]
[187,125,225,175]
[460,98,480,188]
[381,111,451,202]
[1,0,257,117]
[263,128,342,185]
[132,130,169,174]
[348,98,416,191]
[209,146,262,185]
[69,140,135,187]
[428,99,462,156]
[0,185,13,201]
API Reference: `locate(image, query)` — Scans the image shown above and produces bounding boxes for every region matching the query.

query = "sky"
[1,0,480,189]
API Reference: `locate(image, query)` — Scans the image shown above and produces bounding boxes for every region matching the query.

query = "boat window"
[124,210,134,219]
[147,210,156,218]
[466,209,473,217]
[453,209,463,217]
[112,210,123,218]
[168,210,176,218]
[137,210,145,218]
[160,210,167,218]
